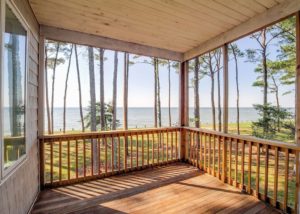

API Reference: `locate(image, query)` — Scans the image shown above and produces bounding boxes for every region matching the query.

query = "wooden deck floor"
[32,163,280,214]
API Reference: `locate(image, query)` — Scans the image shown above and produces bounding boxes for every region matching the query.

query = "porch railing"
[183,127,300,213]
[39,127,180,188]
[39,126,300,213]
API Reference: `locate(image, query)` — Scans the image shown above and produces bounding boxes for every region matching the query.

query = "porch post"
[223,44,229,133]
[222,44,229,183]
[38,35,45,189]
[179,61,189,161]
[295,11,300,214]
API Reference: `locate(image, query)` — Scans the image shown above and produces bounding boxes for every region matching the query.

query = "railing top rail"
[39,127,180,141]
[183,127,300,151]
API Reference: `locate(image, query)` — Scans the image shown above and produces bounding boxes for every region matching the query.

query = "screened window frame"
[0,0,30,180]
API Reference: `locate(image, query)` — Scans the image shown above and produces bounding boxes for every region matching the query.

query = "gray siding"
[0,0,39,213]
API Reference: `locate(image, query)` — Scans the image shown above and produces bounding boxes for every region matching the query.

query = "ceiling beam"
[184,0,300,61]
[40,25,184,62]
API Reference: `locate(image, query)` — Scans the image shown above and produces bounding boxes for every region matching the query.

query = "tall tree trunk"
[209,53,216,131]
[99,48,105,130]
[168,60,172,127]
[230,44,240,135]
[112,51,118,167]
[63,45,73,133]
[262,29,268,107]
[8,35,22,136]
[88,46,98,173]
[74,45,85,132]
[50,43,60,133]
[123,53,129,155]
[45,45,51,134]
[194,57,200,128]
[154,58,158,128]
[112,51,118,130]
[88,47,97,131]
[271,75,280,131]
[261,29,268,135]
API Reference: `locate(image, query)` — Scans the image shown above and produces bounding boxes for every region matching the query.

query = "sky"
[49,47,180,108]
[47,20,295,109]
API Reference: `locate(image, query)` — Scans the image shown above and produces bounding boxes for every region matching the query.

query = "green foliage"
[84,102,120,131]
[251,104,293,139]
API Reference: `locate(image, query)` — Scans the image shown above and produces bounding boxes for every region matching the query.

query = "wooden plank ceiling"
[29,0,285,53]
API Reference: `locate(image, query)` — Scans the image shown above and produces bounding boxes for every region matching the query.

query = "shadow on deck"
[32,163,280,214]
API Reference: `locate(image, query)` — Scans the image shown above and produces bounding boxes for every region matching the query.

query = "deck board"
[32,163,279,214]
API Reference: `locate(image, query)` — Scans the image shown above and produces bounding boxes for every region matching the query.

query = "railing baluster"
[190,131,192,164]
[157,131,160,164]
[204,133,207,171]
[91,137,94,176]
[241,140,245,190]
[208,134,211,174]
[248,141,252,194]
[118,135,120,172]
[166,131,169,162]
[152,132,154,165]
[124,134,127,171]
[229,138,232,183]
[105,136,108,174]
[175,131,178,159]
[67,140,70,180]
[112,135,114,172]
[136,134,139,168]
[50,139,53,184]
[213,135,215,176]
[235,139,238,186]
[295,151,299,212]
[171,131,173,160]
[283,149,289,211]
[218,136,221,179]
[130,134,133,169]
[59,140,62,181]
[264,145,269,200]
[98,137,101,175]
[76,139,78,178]
[222,136,227,183]
[274,147,279,206]
[142,134,144,167]
[147,133,150,165]
[83,139,86,177]
[256,143,260,197]
[196,132,199,168]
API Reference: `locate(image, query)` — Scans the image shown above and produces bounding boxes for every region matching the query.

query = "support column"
[179,61,189,161]
[38,35,45,189]
[223,44,229,134]
[222,44,229,183]
[295,11,300,214]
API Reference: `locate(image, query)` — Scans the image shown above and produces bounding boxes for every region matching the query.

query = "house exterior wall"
[0,0,39,213]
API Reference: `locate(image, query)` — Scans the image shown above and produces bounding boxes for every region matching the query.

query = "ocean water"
[41,107,295,132]
[3,107,295,133]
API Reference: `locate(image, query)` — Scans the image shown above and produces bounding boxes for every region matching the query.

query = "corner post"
[295,11,300,214]
[179,61,189,161]
[38,34,45,189]
[222,44,229,182]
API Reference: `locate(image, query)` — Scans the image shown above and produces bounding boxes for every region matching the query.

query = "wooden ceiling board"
[29,0,290,57]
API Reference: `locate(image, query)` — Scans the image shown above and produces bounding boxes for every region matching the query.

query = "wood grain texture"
[32,163,279,214]
[30,0,283,56]
[184,0,300,60]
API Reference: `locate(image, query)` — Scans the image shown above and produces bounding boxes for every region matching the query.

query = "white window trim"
[0,0,30,180]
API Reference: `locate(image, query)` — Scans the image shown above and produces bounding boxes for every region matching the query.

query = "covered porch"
[1,0,300,214]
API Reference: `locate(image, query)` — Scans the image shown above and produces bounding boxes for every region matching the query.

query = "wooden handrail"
[184,127,300,213]
[40,127,180,188]
[39,127,180,140]
[183,127,300,151]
